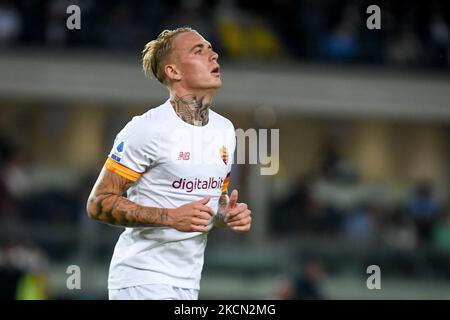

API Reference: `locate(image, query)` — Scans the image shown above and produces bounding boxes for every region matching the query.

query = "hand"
[168,196,214,232]
[224,190,252,233]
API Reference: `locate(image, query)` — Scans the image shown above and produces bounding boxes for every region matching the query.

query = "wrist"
[165,208,175,227]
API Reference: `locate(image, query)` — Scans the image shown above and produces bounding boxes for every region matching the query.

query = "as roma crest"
[220,145,228,165]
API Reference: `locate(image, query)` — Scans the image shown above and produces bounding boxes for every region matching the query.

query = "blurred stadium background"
[0,0,450,299]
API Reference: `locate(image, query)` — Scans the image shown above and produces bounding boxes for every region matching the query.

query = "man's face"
[169,32,221,91]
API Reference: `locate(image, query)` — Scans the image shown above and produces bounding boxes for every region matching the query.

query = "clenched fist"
[168,196,214,232]
[223,190,252,233]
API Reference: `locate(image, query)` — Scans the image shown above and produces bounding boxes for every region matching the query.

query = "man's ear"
[165,64,182,82]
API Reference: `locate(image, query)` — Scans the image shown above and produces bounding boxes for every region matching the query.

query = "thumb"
[228,189,238,209]
[198,195,211,205]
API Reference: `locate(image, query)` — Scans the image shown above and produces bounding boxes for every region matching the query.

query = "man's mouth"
[211,66,220,75]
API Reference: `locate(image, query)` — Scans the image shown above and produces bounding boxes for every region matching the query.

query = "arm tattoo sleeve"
[86,167,169,227]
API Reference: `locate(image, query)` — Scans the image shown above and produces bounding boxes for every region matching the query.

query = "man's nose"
[210,51,219,62]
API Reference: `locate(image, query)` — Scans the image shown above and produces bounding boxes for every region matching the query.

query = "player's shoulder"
[122,101,171,132]
[209,109,235,130]
[145,100,173,123]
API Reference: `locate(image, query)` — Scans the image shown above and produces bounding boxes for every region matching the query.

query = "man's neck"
[169,92,214,126]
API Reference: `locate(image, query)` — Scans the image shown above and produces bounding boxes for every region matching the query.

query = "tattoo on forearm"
[170,94,210,126]
[87,168,168,227]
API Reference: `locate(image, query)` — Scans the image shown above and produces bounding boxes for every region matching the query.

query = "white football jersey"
[105,99,235,290]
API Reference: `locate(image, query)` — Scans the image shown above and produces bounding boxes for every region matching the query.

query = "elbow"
[86,197,100,220]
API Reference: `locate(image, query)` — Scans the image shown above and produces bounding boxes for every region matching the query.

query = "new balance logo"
[177,152,190,160]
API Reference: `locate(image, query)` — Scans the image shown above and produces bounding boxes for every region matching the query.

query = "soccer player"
[86,27,252,300]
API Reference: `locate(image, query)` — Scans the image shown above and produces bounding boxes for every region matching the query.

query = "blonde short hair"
[142,27,195,85]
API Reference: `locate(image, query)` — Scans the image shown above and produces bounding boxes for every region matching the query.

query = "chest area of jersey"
[156,127,231,178]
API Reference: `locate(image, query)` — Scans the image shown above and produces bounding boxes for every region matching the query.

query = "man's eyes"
[195,47,212,54]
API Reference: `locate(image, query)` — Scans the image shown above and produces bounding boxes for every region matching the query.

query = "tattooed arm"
[86,167,214,231]
[86,167,169,227]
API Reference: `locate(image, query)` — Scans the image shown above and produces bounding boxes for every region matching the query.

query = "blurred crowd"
[0,0,449,68]
[0,241,49,299]
[272,149,450,252]
[0,133,88,226]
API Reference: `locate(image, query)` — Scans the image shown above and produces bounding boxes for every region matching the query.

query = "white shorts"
[108,284,199,300]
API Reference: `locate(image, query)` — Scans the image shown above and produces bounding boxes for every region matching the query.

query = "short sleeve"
[106,115,158,181]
